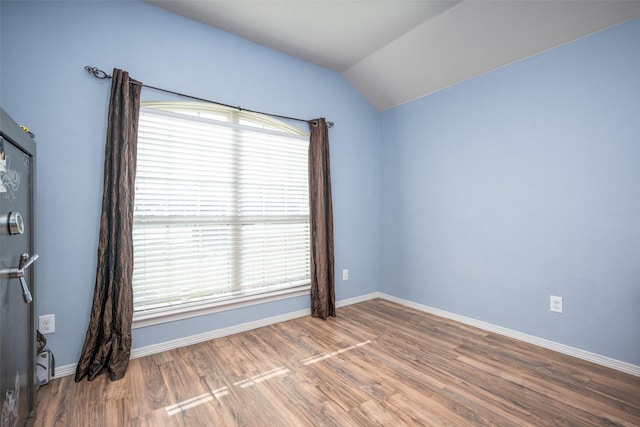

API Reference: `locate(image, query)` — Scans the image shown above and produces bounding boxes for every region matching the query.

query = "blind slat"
[133,106,310,314]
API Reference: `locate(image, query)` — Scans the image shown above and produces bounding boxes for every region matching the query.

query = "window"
[132,102,310,325]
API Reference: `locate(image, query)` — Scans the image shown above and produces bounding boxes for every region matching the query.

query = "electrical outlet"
[550,296,563,313]
[342,269,349,280]
[39,314,55,334]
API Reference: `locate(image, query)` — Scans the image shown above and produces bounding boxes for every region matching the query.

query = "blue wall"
[0,1,380,366]
[380,18,640,365]
[2,0,638,369]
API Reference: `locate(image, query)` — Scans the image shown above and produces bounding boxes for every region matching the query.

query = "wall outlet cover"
[550,296,563,313]
[39,314,55,334]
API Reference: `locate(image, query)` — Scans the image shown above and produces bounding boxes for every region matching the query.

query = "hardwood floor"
[34,299,640,426]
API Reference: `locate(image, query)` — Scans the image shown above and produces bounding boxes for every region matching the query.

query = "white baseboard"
[131,308,312,359]
[53,363,76,379]
[54,291,639,379]
[378,293,640,377]
[336,292,381,308]
[54,292,382,379]
[53,307,311,379]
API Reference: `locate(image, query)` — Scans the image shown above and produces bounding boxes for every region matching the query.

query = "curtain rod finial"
[85,66,111,80]
[311,120,334,128]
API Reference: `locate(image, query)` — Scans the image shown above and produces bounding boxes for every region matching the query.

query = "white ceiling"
[144,0,640,111]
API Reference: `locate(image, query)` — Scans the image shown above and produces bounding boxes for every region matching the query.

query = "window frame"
[132,102,311,329]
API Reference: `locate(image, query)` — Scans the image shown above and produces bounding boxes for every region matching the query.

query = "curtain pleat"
[308,118,335,319]
[75,69,141,382]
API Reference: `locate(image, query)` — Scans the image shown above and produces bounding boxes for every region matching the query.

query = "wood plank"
[34,299,640,426]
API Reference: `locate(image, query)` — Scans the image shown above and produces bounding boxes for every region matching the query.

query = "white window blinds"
[133,107,310,317]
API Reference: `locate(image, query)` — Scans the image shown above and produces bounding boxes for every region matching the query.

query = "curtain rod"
[84,66,333,128]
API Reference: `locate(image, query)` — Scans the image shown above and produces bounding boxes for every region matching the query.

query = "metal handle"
[1,252,38,304]
[20,253,39,270]
[19,276,33,304]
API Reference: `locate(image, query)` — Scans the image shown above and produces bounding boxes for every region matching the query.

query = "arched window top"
[141,101,308,136]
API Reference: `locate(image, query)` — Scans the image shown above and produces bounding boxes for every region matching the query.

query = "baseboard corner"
[378,293,640,377]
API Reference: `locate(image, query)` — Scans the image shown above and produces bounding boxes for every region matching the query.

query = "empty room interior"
[1,0,639,425]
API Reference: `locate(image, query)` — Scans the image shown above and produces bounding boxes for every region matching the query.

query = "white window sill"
[132,285,311,329]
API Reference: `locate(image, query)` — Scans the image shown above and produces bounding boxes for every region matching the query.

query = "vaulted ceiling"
[144,1,640,111]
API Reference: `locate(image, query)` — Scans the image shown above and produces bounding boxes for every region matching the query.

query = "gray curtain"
[75,69,141,382]
[308,118,335,319]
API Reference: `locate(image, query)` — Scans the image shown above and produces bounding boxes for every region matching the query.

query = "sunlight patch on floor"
[301,340,372,366]
[233,367,290,388]
[164,387,229,416]
[163,341,372,416]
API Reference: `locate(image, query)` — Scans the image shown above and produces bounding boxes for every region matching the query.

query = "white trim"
[54,293,380,379]
[336,292,381,308]
[132,307,311,359]
[140,102,309,136]
[53,307,310,379]
[378,293,640,377]
[131,292,381,359]
[52,363,76,379]
[132,286,310,329]
[55,291,639,379]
